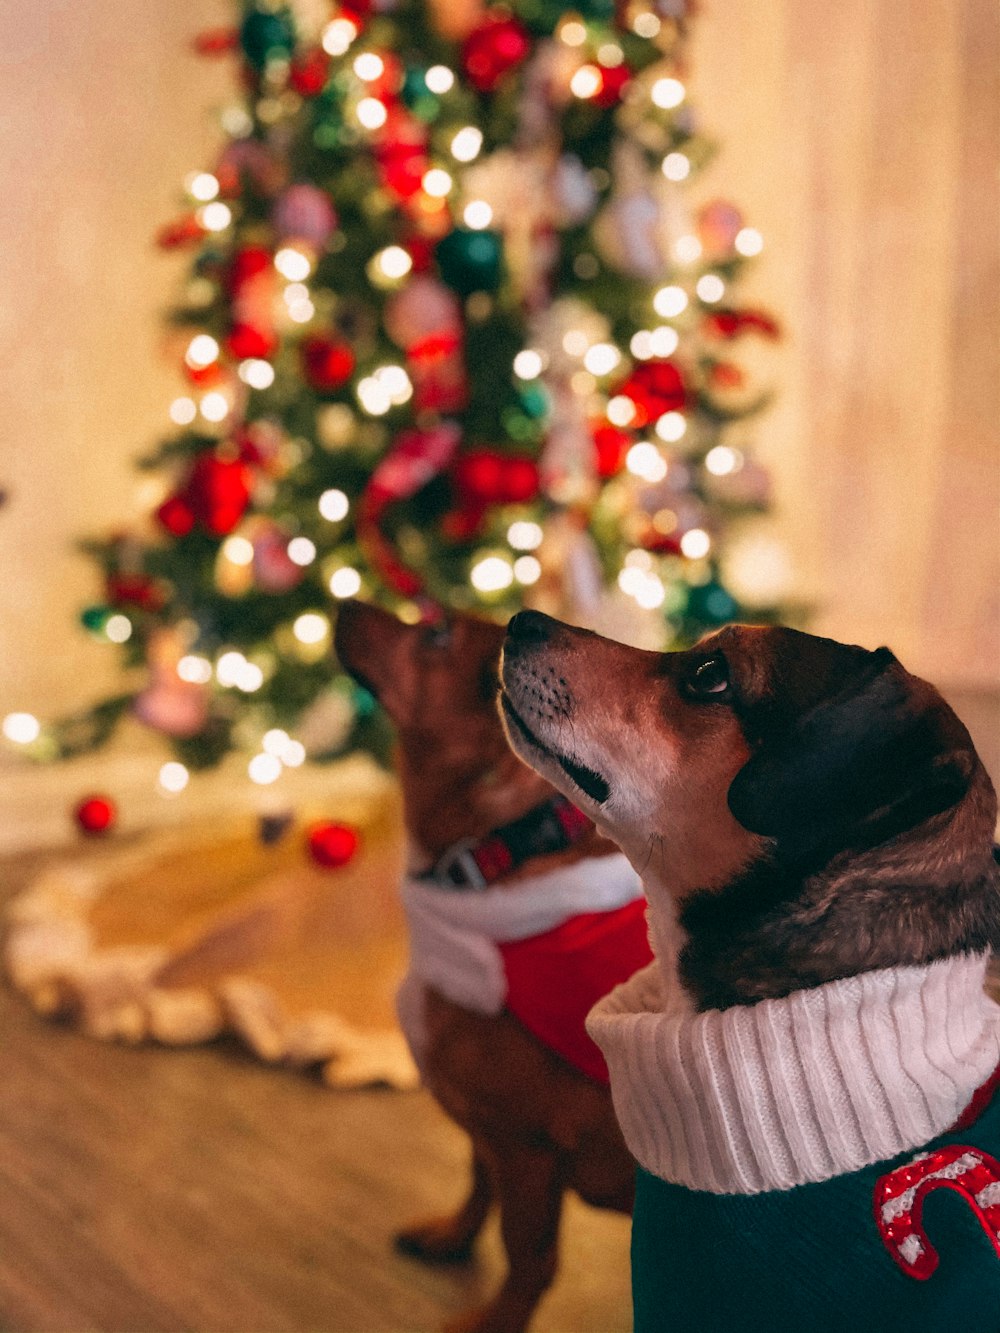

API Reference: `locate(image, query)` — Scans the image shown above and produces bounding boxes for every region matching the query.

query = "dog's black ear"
[727,649,976,863]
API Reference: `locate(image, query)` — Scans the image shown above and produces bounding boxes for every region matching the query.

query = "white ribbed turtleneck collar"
[586,947,1000,1196]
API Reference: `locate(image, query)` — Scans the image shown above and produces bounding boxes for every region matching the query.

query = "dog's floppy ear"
[727,649,976,863]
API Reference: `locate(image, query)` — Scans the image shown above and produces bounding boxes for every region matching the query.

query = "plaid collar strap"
[421,795,593,890]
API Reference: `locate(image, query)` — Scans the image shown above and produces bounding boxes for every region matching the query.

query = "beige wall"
[1,1,996,728]
[0,0,230,717]
[692,0,1000,692]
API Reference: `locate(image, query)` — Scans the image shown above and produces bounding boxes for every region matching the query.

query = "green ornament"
[239,7,296,69]
[80,605,110,633]
[515,0,613,33]
[436,229,503,297]
[518,383,548,419]
[686,580,739,626]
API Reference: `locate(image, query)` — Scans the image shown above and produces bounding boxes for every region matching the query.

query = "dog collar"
[419,795,593,890]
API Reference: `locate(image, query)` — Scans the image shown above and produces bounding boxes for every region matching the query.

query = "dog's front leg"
[446,1144,564,1333]
[395,1146,494,1263]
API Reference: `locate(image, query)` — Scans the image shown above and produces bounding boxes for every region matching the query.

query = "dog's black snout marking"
[507,610,557,646]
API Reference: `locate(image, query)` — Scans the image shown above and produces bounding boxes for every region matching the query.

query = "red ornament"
[186,454,253,536]
[74,795,117,836]
[307,821,360,868]
[702,308,781,341]
[452,450,539,504]
[358,422,462,594]
[156,214,204,250]
[300,335,356,392]
[225,322,279,361]
[461,13,532,93]
[106,573,166,612]
[503,456,541,502]
[227,246,272,290]
[708,361,746,390]
[615,359,688,427]
[156,495,196,538]
[593,63,632,108]
[592,422,631,478]
[453,450,505,504]
[373,111,430,201]
[192,27,239,56]
[289,47,330,97]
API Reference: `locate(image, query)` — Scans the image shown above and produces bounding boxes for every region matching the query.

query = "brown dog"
[500,612,1000,1332]
[335,601,651,1333]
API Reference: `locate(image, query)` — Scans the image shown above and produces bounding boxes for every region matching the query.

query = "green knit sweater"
[632,1089,1000,1332]
[586,953,1000,1333]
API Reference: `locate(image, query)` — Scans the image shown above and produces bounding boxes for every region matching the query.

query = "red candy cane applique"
[874,1145,1000,1279]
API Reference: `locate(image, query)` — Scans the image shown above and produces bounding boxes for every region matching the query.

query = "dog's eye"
[421,620,452,649]
[686,655,730,698]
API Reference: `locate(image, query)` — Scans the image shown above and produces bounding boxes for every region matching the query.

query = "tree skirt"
[3,777,419,1089]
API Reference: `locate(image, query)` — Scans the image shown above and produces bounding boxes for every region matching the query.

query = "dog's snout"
[506,610,558,647]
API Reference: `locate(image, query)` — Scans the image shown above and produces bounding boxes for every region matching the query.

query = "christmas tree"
[12,0,784,781]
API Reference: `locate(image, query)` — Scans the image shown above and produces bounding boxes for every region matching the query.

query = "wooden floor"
[0,852,632,1333]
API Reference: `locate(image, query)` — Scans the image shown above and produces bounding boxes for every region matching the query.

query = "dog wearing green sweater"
[500,613,1000,1333]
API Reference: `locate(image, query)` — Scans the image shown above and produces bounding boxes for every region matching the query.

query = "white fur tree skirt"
[3,777,419,1090]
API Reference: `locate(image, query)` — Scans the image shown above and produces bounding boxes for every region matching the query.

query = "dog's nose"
[506,610,558,645]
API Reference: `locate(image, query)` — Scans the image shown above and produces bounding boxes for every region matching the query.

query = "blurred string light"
[178,655,212,684]
[222,535,254,565]
[329,566,362,598]
[217,650,264,691]
[293,612,329,644]
[322,15,359,55]
[451,127,482,162]
[169,397,197,425]
[274,247,311,281]
[198,202,231,232]
[736,227,764,256]
[653,285,688,318]
[3,712,40,744]
[652,77,685,109]
[105,615,132,644]
[508,520,543,550]
[238,359,275,389]
[288,537,317,567]
[471,555,514,593]
[158,761,189,794]
[263,729,307,767]
[513,350,543,379]
[186,172,219,201]
[319,489,349,521]
[513,556,541,585]
[661,153,691,181]
[705,446,742,476]
[185,334,219,368]
[425,64,454,93]
[680,528,711,559]
[696,274,725,303]
[655,412,687,443]
[200,391,229,422]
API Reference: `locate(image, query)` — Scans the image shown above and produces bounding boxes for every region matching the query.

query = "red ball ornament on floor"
[74,795,117,836]
[461,13,531,92]
[307,821,360,868]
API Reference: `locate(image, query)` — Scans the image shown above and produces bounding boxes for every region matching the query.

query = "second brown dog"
[335,601,651,1333]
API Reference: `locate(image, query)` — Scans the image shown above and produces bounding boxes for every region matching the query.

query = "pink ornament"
[215,139,287,198]
[384,275,462,350]
[252,522,305,593]
[272,183,337,248]
[133,630,209,738]
[696,200,745,260]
